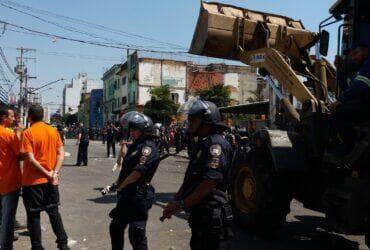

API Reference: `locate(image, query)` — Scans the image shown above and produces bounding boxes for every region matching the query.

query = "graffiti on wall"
[187,72,223,93]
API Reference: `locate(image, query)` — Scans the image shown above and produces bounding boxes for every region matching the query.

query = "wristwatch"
[179,200,185,210]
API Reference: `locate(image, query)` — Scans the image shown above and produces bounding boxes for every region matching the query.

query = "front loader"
[189,0,370,244]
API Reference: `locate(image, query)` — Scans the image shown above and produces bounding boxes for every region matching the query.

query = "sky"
[0,0,340,112]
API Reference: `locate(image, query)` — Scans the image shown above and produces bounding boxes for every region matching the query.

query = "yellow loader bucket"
[189,1,318,62]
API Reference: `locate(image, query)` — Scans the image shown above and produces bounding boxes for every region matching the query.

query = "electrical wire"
[0,2,172,50]
[1,19,189,54]
[0,46,17,77]
[2,45,123,62]
[0,0,187,50]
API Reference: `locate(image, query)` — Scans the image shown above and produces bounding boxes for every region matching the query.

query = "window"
[122,77,127,85]
[122,96,127,105]
[171,93,179,104]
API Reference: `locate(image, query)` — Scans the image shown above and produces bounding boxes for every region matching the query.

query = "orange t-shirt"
[0,125,21,194]
[21,122,63,186]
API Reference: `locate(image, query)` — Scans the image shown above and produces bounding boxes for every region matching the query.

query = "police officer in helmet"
[109,111,160,250]
[162,98,233,250]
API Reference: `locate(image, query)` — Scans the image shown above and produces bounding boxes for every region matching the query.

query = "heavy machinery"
[190,0,370,244]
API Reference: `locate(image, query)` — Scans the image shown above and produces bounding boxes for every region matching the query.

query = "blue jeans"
[0,190,20,250]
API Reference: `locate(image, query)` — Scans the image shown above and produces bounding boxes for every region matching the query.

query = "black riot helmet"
[183,97,228,135]
[187,98,222,126]
[153,123,162,137]
[120,111,153,135]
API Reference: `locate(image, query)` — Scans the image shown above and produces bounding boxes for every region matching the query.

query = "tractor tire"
[230,145,293,234]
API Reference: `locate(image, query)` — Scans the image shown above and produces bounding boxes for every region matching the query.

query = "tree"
[196,84,231,107]
[61,113,78,126]
[143,85,179,125]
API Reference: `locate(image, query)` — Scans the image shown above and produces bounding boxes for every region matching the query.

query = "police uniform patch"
[208,144,222,169]
[131,150,138,156]
[142,146,152,156]
[210,144,222,157]
[139,156,147,164]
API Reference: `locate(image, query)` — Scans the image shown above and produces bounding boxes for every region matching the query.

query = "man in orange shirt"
[21,105,69,250]
[0,106,22,250]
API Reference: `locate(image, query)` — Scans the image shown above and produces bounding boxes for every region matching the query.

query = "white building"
[136,58,187,107]
[62,73,101,115]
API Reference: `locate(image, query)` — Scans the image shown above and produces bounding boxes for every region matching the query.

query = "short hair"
[0,106,9,123]
[28,105,44,122]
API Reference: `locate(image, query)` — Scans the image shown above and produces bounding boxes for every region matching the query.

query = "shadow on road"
[87,188,117,204]
[62,164,78,167]
[154,192,188,221]
[87,194,117,204]
[231,215,360,250]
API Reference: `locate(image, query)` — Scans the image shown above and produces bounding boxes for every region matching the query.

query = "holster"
[190,195,234,240]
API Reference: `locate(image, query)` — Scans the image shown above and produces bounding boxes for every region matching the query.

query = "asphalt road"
[13,139,368,250]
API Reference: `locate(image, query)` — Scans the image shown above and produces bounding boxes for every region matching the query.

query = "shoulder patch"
[210,144,222,157]
[142,146,152,156]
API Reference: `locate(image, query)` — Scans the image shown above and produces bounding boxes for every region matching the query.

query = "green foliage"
[245,89,266,103]
[196,84,231,107]
[143,85,179,125]
[61,113,78,126]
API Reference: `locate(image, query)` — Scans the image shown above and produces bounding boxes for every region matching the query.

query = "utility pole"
[14,47,36,125]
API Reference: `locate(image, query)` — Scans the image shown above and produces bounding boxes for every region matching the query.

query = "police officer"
[331,42,370,153]
[109,111,160,250]
[162,99,233,250]
[76,123,89,166]
[106,121,119,158]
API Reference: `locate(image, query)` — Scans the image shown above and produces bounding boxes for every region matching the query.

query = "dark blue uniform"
[335,57,370,150]
[338,57,370,103]
[177,133,233,250]
[77,127,89,166]
[109,136,159,250]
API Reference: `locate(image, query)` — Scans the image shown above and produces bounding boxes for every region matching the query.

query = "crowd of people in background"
[52,118,257,164]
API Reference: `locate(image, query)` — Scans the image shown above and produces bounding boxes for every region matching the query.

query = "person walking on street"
[21,105,69,250]
[0,107,22,250]
[108,111,160,250]
[76,123,89,166]
[162,99,234,250]
[106,121,119,158]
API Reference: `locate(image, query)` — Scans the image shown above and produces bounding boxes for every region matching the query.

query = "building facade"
[102,64,123,122]
[62,73,101,115]
[187,63,267,104]
[0,85,8,106]
[78,92,90,127]
[102,53,266,122]
[89,89,104,128]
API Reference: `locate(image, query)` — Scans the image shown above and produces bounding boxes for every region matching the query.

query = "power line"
[0,61,11,83]
[0,0,187,50]
[0,2,172,50]
[0,46,17,77]
[3,45,123,62]
[0,19,190,54]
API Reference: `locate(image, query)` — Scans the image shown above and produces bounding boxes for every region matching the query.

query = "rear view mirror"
[320,30,330,56]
